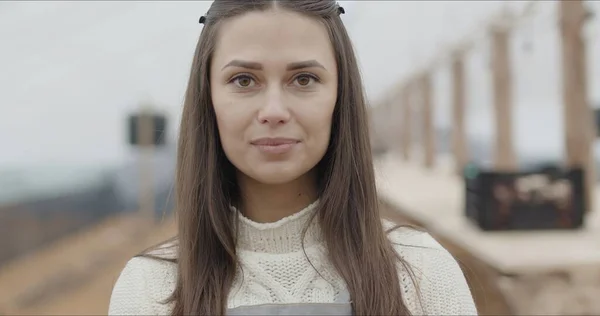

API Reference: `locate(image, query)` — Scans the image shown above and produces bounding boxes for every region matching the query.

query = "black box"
[464,164,585,231]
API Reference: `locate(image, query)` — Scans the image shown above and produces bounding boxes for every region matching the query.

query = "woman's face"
[210,9,338,185]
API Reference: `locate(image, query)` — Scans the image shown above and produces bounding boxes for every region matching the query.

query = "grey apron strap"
[226,303,352,315]
[226,290,353,315]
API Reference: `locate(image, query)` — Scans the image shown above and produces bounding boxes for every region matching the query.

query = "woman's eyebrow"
[221,59,326,71]
[286,60,325,71]
[222,60,262,70]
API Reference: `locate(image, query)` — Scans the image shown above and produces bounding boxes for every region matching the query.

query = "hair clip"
[199,15,206,24]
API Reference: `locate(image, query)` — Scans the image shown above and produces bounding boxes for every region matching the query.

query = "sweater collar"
[234,199,323,253]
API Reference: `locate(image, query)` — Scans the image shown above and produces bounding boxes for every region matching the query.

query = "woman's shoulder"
[382,219,449,257]
[108,242,178,315]
[382,219,478,315]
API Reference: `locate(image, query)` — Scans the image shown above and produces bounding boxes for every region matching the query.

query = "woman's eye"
[232,75,255,88]
[294,74,317,87]
[230,74,317,89]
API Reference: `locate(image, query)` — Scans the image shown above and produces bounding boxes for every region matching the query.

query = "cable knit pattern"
[108,201,477,315]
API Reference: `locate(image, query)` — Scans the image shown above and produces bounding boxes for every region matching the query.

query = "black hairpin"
[199,15,206,24]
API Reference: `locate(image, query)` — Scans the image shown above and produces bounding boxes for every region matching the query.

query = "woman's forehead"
[212,10,336,71]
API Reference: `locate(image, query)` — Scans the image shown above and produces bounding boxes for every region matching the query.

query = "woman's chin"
[239,162,309,185]
[250,170,303,185]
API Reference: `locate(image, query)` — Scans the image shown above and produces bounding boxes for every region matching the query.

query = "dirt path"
[0,213,177,315]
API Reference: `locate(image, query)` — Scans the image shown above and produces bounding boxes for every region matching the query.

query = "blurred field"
[0,213,176,315]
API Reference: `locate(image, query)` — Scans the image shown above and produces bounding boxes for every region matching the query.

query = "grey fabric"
[227,290,352,315]
[226,302,352,315]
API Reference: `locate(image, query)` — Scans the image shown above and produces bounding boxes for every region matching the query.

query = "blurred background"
[1,1,600,315]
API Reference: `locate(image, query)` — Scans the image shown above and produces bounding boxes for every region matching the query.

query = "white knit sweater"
[108,201,477,315]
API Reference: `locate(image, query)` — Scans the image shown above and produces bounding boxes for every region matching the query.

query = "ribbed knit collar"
[234,199,322,253]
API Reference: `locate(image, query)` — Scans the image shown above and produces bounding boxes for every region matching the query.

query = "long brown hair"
[154,0,417,315]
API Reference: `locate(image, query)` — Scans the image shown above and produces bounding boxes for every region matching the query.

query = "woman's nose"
[256,87,291,126]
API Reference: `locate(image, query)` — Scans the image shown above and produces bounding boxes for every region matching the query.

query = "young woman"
[108,1,477,315]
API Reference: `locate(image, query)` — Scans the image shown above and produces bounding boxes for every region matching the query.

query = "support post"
[490,18,517,171]
[559,0,595,213]
[421,72,436,169]
[138,109,155,221]
[451,50,469,174]
[401,82,413,161]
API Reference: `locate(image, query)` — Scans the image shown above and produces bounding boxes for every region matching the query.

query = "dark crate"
[464,164,585,231]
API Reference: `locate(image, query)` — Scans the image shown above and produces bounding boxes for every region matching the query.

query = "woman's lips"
[250,137,300,154]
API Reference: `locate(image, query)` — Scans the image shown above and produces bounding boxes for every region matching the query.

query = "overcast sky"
[1,1,600,168]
